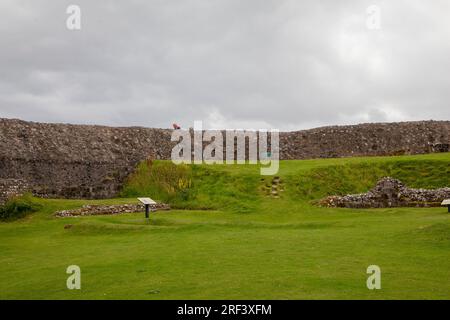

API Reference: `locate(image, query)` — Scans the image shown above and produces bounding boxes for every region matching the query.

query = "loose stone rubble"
[320,177,450,208]
[261,176,284,198]
[55,203,170,217]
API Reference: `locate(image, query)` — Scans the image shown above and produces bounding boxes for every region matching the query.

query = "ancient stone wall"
[1,118,449,200]
[0,118,172,199]
[279,121,450,159]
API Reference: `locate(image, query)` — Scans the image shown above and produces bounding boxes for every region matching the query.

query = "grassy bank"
[121,153,450,209]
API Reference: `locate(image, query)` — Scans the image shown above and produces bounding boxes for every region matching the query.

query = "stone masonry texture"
[0,118,449,201]
[55,203,171,217]
[0,178,30,205]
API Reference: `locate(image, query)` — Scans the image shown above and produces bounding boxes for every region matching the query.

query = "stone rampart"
[1,118,449,199]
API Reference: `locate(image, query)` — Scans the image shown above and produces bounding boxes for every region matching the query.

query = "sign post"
[442,199,450,213]
[138,198,157,219]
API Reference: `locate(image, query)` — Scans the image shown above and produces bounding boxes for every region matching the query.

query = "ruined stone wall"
[279,121,450,159]
[0,118,449,200]
[0,118,172,199]
[0,178,29,205]
[320,177,450,208]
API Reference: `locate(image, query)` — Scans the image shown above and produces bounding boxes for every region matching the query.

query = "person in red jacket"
[172,123,181,130]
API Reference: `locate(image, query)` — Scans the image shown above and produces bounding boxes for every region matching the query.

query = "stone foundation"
[55,203,170,217]
[320,177,450,208]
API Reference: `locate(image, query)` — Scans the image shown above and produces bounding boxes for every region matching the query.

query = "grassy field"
[1,153,450,299]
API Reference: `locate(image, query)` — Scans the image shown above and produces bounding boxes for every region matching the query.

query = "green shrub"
[0,193,41,221]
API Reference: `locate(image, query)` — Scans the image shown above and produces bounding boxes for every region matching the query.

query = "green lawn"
[1,153,450,299]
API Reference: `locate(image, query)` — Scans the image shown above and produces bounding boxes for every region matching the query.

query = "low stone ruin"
[55,203,170,217]
[320,177,450,208]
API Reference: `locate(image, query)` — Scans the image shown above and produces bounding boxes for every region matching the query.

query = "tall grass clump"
[121,160,262,212]
[121,160,193,204]
[0,193,42,221]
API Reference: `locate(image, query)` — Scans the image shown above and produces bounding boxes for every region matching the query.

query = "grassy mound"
[121,153,450,210]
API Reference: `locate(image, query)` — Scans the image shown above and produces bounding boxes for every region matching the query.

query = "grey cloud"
[0,0,449,130]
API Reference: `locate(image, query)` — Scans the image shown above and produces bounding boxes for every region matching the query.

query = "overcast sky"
[0,0,449,130]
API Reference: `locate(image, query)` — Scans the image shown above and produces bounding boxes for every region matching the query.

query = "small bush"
[0,193,41,221]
